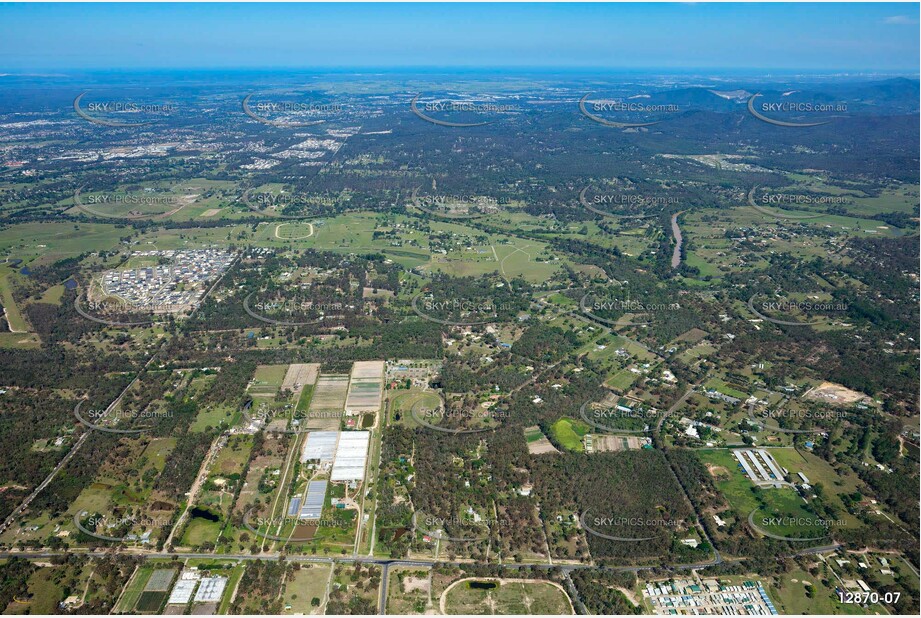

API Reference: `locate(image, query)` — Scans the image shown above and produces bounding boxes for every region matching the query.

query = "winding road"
[670,211,685,268]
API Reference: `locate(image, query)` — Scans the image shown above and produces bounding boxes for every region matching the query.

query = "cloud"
[883,15,919,25]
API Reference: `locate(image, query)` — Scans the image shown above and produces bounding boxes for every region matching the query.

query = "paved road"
[378,561,389,614]
[0,542,840,574]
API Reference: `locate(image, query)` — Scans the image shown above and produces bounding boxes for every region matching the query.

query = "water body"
[670,212,684,268]
[189,506,220,522]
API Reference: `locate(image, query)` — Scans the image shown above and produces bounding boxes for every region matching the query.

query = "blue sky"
[0,2,918,72]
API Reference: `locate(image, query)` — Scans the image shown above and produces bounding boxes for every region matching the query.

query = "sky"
[0,2,918,72]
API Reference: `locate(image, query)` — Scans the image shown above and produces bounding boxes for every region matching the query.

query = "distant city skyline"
[0,2,918,72]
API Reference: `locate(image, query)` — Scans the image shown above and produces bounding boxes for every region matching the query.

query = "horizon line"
[3,66,919,76]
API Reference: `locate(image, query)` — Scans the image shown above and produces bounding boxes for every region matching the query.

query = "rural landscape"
[0,1,919,616]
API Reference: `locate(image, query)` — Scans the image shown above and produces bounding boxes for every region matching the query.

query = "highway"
[0,542,843,614]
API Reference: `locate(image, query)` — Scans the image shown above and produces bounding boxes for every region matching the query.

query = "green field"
[115,565,155,613]
[390,390,444,426]
[66,179,239,222]
[5,567,66,614]
[386,568,432,614]
[0,222,124,263]
[524,426,544,443]
[181,516,223,547]
[191,404,236,432]
[704,377,749,400]
[605,368,639,391]
[696,449,851,539]
[275,222,317,240]
[135,590,168,613]
[0,331,41,349]
[550,417,591,452]
[767,569,881,615]
[250,364,289,397]
[0,272,29,332]
[443,579,572,615]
